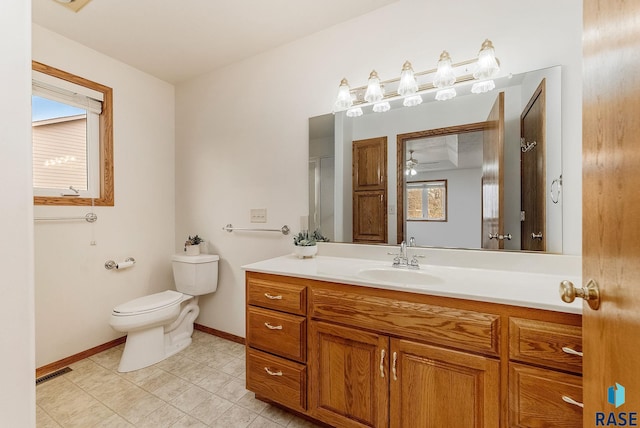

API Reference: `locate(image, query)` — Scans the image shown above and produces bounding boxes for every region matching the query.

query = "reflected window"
[406,180,447,221]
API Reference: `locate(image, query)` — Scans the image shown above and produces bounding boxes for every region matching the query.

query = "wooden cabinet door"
[353,137,387,243]
[389,339,500,428]
[353,190,387,242]
[309,321,389,428]
[353,137,387,191]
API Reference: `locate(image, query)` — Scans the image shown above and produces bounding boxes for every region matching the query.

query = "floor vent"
[36,367,72,385]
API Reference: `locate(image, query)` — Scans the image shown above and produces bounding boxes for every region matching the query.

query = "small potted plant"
[184,235,203,256]
[293,230,328,259]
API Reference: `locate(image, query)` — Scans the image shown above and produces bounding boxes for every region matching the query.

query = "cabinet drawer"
[247,306,306,362]
[310,287,500,356]
[509,363,583,428]
[247,348,306,412]
[247,273,307,315]
[509,317,582,374]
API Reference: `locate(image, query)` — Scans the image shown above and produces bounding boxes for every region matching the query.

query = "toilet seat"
[113,290,183,316]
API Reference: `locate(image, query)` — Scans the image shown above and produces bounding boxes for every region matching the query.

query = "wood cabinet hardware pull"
[392,352,398,381]
[264,367,283,376]
[562,395,584,408]
[264,293,283,300]
[380,349,386,378]
[264,322,283,330]
[562,347,583,357]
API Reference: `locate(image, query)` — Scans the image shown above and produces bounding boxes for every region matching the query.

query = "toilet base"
[117,297,200,373]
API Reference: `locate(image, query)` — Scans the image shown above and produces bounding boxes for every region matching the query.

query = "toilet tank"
[171,254,219,296]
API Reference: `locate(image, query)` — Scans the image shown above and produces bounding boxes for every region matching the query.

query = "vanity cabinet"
[308,283,500,428]
[245,273,308,412]
[245,271,582,428]
[508,318,583,427]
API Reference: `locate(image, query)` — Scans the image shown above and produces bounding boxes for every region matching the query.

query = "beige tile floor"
[36,331,322,427]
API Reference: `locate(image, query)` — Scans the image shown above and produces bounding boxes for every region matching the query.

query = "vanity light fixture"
[332,39,501,115]
[471,39,500,94]
[333,78,353,111]
[364,70,384,103]
[398,61,423,107]
[433,51,457,101]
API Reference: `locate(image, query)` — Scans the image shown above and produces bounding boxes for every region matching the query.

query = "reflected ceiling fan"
[405,150,418,176]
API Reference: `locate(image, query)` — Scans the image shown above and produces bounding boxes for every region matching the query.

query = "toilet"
[110,253,219,372]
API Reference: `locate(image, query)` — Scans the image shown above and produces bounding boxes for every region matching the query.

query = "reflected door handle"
[488,233,512,240]
[559,279,600,310]
[531,232,543,240]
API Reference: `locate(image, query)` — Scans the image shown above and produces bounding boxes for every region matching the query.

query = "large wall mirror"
[309,65,563,253]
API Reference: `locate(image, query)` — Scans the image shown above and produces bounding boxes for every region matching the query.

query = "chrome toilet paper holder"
[105,257,136,270]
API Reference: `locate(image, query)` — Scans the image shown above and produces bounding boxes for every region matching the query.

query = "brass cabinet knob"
[559,279,600,310]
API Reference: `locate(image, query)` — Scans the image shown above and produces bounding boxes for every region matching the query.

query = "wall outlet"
[250,208,267,223]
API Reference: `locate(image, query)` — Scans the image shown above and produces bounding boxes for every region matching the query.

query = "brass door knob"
[559,279,600,310]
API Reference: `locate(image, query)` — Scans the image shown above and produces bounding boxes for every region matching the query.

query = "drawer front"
[509,317,582,374]
[247,306,306,362]
[247,348,307,412]
[247,273,307,315]
[509,363,583,428]
[310,287,500,356]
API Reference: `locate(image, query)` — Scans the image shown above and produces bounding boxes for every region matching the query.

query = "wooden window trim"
[32,61,114,206]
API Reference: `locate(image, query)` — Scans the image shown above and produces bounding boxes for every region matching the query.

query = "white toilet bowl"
[110,254,219,372]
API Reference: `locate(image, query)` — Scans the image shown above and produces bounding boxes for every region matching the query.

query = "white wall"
[406,168,483,249]
[32,25,176,367]
[0,1,35,425]
[176,0,582,337]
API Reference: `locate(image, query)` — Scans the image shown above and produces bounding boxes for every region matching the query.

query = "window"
[406,180,447,221]
[32,61,113,206]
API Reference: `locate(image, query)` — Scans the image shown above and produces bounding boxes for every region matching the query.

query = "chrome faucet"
[390,240,423,269]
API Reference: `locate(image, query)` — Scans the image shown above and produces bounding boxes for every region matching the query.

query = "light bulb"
[433,51,456,88]
[364,70,384,103]
[372,101,390,113]
[398,61,419,96]
[403,95,423,107]
[473,39,500,80]
[435,88,457,101]
[346,107,363,117]
[471,80,496,94]
[333,78,353,111]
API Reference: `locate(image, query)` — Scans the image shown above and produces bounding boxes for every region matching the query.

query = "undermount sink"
[356,267,443,286]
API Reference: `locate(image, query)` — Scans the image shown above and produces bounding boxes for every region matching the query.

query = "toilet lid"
[113,290,183,315]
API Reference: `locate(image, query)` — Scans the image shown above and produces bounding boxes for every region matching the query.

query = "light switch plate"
[250,208,267,223]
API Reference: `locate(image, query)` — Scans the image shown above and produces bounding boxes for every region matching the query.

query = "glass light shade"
[398,61,419,96]
[410,168,417,176]
[333,78,353,111]
[346,107,363,117]
[433,51,456,88]
[473,39,500,80]
[372,101,390,113]
[471,80,496,94]
[403,95,423,107]
[364,70,384,103]
[435,88,457,101]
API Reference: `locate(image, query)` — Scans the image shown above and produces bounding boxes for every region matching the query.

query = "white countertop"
[242,254,582,314]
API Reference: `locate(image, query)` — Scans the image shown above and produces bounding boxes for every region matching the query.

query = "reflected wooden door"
[520,80,546,251]
[481,92,505,249]
[582,0,640,424]
[353,137,387,243]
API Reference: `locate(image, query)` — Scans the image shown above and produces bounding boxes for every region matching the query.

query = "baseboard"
[35,336,126,379]
[194,323,245,345]
[35,325,244,379]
